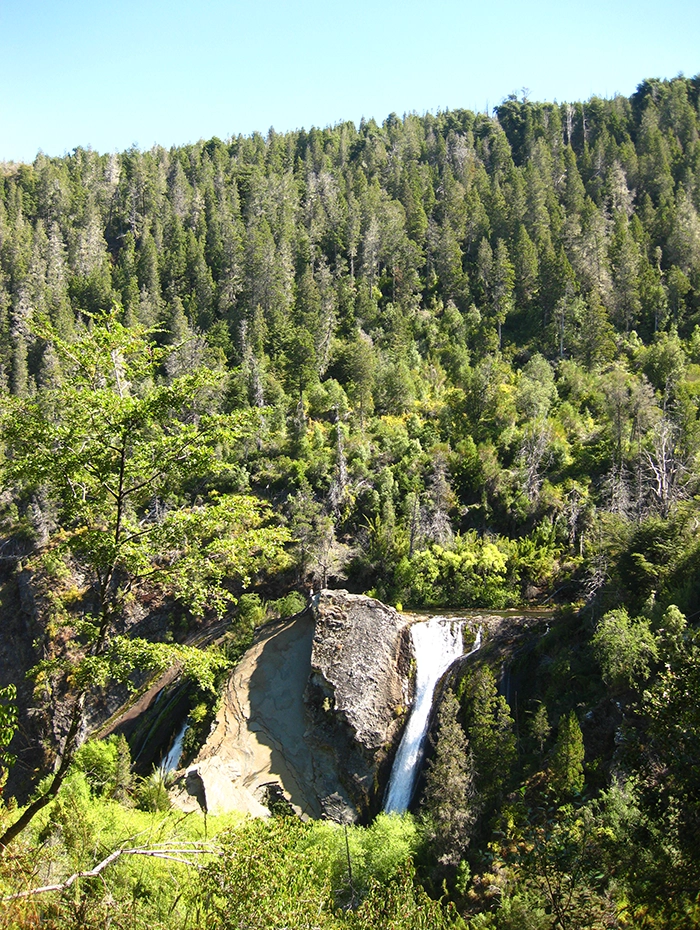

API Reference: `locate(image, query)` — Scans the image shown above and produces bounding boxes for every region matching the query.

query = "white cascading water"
[162,720,188,772]
[384,618,482,814]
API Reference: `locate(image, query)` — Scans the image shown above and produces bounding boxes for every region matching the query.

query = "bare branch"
[3,844,217,900]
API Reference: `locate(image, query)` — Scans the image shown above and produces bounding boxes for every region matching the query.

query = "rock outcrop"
[305,590,413,818]
[171,611,320,819]
[171,589,413,822]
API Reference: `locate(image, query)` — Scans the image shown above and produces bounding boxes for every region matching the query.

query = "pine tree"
[421,689,476,871]
[462,666,516,804]
[531,702,551,754]
[550,710,585,797]
[491,239,515,347]
[513,223,539,308]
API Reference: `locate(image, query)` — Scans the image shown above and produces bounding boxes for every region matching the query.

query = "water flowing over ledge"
[162,719,188,772]
[384,618,482,814]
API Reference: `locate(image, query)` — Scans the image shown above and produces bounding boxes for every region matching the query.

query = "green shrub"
[592,608,658,691]
[73,734,132,800]
[270,591,307,618]
[135,768,172,812]
[394,532,518,608]
[200,815,457,930]
[306,813,420,907]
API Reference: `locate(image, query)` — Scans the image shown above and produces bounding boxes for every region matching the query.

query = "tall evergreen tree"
[550,710,585,797]
[421,689,476,873]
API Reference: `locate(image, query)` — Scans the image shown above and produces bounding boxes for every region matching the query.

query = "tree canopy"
[2,74,700,924]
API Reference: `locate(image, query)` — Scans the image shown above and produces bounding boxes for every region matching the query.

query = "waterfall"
[162,720,188,772]
[384,618,482,814]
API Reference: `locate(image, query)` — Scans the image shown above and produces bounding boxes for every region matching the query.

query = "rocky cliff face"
[172,590,413,822]
[305,590,413,819]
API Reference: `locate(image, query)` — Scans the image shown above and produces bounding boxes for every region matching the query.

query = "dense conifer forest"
[1,75,700,927]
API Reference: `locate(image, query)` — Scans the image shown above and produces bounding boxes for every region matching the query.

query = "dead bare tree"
[644,418,690,518]
[518,420,552,502]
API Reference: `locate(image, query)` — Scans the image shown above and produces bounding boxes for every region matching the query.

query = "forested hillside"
[3,77,700,609]
[1,75,700,928]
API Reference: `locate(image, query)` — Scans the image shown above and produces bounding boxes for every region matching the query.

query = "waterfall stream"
[384,618,482,814]
[162,720,188,772]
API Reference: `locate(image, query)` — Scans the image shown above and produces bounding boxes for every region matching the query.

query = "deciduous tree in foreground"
[0,311,289,848]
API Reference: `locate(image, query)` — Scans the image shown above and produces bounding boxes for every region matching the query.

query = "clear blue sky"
[1,0,698,163]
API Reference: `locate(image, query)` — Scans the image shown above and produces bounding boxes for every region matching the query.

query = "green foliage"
[2,312,291,625]
[73,734,131,800]
[350,814,420,890]
[644,627,700,871]
[3,799,441,930]
[519,801,608,929]
[39,771,102,853]
[0,312,290,847]
[3,77,700,926]
[343,866,462,930]
[656,603,687,661]
[459,667,516,805]
[395,532,518,608]
[311,813,420,906]
[198,817,335,928]
[219,593,264,664]
[592,607,658,690]
[100,636,230,693]
[1,81,700,621]
[270,590,307,617]
[529,703,550,755]
[420,690,476,877]
[200,815,458,930]
[0,684,17,787]
[1,796,233,929]
[550,711,585,798]
[134,768,172,813]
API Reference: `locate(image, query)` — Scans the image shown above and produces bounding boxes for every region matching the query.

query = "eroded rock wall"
[305,590,413,819]
[172,590,413,822]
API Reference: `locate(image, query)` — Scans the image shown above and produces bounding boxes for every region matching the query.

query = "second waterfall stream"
[384,617,482,814]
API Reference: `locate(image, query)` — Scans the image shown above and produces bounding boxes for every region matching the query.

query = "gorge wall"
[172,590,413,821]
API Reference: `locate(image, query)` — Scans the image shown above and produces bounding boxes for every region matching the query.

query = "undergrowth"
[0,791,458,930]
